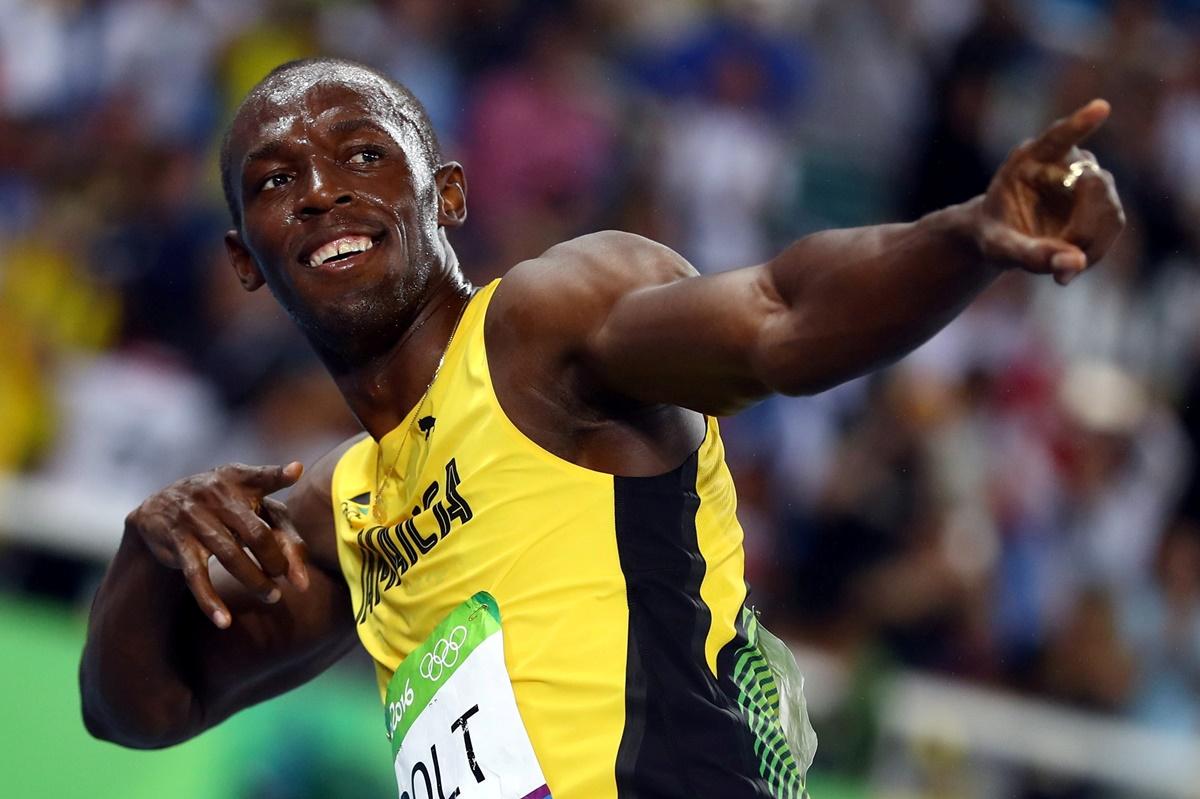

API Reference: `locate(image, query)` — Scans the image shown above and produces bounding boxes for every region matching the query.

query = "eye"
[260,173,292,191]
[349,148,384,165]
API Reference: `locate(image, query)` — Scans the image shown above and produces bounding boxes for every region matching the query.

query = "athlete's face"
[223,75,466,359]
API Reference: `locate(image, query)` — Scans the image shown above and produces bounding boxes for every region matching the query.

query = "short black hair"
[219,57,442,228]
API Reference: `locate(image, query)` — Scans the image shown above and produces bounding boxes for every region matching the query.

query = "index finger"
[231,462,304,494]
[1028,99,1111,162]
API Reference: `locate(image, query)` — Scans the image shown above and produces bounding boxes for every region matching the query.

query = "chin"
[290,282,412,361]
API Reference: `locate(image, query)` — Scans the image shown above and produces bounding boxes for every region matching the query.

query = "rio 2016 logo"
[385,679,415,741]
[419,625,468,683]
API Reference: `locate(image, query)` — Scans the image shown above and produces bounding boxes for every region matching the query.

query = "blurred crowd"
[5,0,1200,788]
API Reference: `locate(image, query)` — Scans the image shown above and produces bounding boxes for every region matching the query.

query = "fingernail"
[214,610,231,628]
[265,588,282,604]
[1051,253,1075,270]
[294,568,310,591]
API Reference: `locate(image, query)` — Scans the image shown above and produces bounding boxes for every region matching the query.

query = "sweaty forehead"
[230,65,434,183]
[255,62,396,116]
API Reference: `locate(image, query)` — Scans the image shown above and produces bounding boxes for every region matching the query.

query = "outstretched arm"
[506,101,1123,416]
[79,442,359,749]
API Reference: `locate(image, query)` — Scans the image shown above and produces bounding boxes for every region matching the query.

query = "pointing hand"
[976,99,1126,285]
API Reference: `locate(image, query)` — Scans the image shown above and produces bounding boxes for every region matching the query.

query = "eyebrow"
[328,118,394,138]
[244,140,288,167]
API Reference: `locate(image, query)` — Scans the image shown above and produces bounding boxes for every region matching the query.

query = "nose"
[293,160,353,219]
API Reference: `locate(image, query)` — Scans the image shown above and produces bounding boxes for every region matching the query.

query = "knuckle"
[178,479,218,508]
[187,470,218,489]
[199,481,226,502]
[266,504,298,532]
[214,463,248,485]
[265,526,290,549]
[207,536,237,559]
[243,527,267,547]
[178,497,208,520]
[240,514,267,539]
[164,528,190,550]
[261,527,289,554]
[272,510,299,533]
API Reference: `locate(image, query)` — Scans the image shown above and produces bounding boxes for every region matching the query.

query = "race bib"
[384,592,551,799]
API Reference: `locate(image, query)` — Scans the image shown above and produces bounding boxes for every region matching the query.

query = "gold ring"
[1063,159,1102,189]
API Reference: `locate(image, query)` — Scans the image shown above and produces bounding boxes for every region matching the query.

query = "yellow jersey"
[331,280,808,797]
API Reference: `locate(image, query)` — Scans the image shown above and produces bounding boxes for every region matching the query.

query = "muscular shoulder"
[488,230,697,353]
[285,433,368,571]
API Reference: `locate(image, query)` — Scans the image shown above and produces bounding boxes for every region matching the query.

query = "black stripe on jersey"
[613,452,770,798]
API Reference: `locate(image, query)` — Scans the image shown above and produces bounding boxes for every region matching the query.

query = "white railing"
[795,645,1200,796]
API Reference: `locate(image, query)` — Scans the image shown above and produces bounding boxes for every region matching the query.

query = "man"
[80,57,1124,798]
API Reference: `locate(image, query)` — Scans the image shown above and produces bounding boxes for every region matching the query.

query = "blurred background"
[3,0,1200,796]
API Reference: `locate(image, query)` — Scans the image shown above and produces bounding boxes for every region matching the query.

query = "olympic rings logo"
[419,625,468,683]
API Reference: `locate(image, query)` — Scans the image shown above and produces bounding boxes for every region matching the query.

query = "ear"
[435,162,468,228]
[224,229,266,291]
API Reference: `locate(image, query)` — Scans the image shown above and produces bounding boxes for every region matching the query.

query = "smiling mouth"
[305,235,381,268]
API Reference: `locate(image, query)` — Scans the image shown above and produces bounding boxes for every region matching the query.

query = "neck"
[327,246,474,441]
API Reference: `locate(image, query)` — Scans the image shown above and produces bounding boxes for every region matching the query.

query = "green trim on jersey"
[732,609,817,798]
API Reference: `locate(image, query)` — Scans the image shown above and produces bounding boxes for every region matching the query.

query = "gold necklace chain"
[373,289,475,520]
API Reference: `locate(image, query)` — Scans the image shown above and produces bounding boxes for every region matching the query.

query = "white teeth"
[308,236,373,267]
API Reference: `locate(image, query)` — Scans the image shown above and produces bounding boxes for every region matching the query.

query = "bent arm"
[589,202,993,413]
[79,444,358,749]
